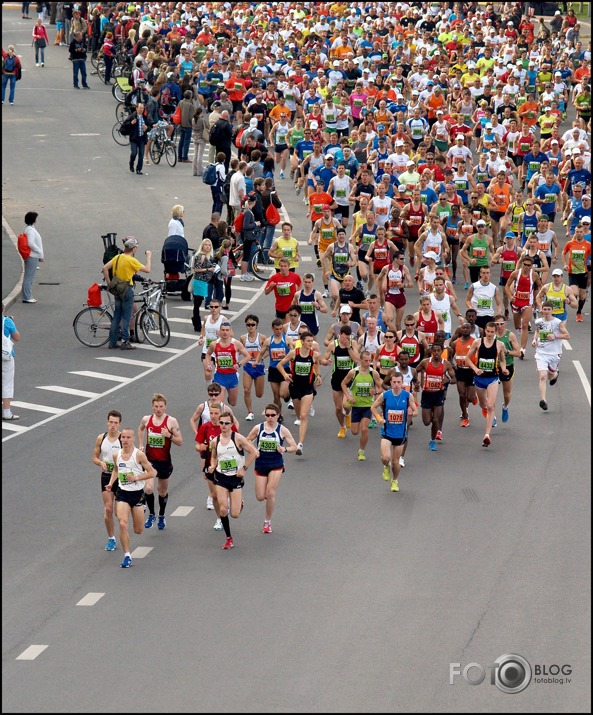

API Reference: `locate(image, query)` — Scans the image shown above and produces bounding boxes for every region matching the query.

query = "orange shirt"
[518,101,540,127]
[225,76,246,102]
[269,104,290,123]
[490,182,511,212]
[453,337,477,368]
[426,93,446,120]
[309,192,333,222]
[563,240,591,275]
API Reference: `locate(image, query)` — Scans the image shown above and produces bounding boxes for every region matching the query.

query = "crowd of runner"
[82,1,591,561]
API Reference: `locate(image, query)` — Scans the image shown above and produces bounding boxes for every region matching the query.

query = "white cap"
[407,160,415,166]
[124,236,139,248]
[423,251,439,260]
[565,148,573,155]
[555,71,562,75]
[249,118,258,127]
[551,139,559,144]
[437,110,444,115]
[497,57,504,62]
[485,122,493,128]
[333,60,340,67]
[395,139,404,146]
[529,61,535,66]
[544,106,551,111]
[340,304,352,314]
[552,268,563,276]
[582,215,591,222]
[476,219,487,227]
[456,134,464,140]
[572,148,581,155]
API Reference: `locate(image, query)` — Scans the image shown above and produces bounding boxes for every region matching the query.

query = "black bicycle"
[149,123,177,167]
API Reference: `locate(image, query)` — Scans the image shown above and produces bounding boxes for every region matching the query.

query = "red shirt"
[266,272,302,313]
[196,422,237,466]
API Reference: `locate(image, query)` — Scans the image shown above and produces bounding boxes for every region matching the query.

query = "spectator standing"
[2,303,20,421]
[2,46,22,106]
[128,103,148,175]
[68,31,89,89]
[22,211,44,303]
[229,161,248,226]
[177,89,195,163]
[191,105,207,177]
[212,110,234,172]
[102,236,151,350]
[32,17,49,67]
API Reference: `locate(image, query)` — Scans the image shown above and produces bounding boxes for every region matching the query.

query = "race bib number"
[336,356,354,370]
[549,297,563,311]
[477,297,492,309]
[455,353,466,367]
[539,330,551,342]
[219,458,237,472]
[277,283,291,296]
[321,228,334,240]
[545,193,556,204]
[516,290,530,301]
[425,376,443,390]
[105,461,114,472]
[336,188,346,198]
[401,343,416,355]
[502,261,516,272]
[270,348,286,361]
[217,353,234,368]
[148,432,165,448]
[282,247,294,258]
[380,355,396,368]
[571,250,585,273]
[206,337,216,347]
[473,247,486,258]
[478,358,495,371]
[361,233,374,244]
[300,302,314,314]
[314,204,324,214]
[387,409,404,424]
[120,471,134,484]
[409,216,422,226]
[355,383,372,397]
[259,438,277,452]
[334,253,348,264]
[295,361,312,375]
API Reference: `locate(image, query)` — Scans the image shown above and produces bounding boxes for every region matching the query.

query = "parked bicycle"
[134,280,170,347]
[73,284,115,347]
[149,122,177,167]
[112,119,129,146]
[247,228,275,281]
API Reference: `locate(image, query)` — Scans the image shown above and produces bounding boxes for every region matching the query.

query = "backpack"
[234,126,245,149]
[265,202,281,226]
[221,170,234,204]
[233,212,244,233]
[171,104,182,125]
[119,114,134,136]
[3,55,16,73]
[17,232,31,260]
[2,317,14,362]
[202,163,217,186]
[103,243,121,266]
[160,84,175,111]
[209,121,221,145]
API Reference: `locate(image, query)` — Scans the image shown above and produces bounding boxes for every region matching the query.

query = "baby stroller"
[161,234,193,300]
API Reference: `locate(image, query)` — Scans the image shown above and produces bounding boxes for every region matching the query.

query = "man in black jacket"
[202,213,221,252]
[213,110,233,172]
[69,31,89,89]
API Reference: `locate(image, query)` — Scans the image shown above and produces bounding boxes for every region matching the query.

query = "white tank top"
[99,433,122,474]
[115,447,145,492]
[244,332,264,364]
[471,281,497,316]
[201,400,230,425]
[216,433,245,476]
[332,175,351,206]
[430,292,452,334]
[202,314,228,354]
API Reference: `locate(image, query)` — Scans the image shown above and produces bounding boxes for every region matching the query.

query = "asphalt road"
[2,9,591,713]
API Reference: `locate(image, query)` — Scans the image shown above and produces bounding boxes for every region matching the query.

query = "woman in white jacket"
[22,211,44,303]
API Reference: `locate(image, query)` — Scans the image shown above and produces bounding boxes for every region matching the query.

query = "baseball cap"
[427,80,434,85]
[551,139,559,144]
[398,185,407,192]
[555,71,562,76]
[564,148,573,155]
[476,219,487,227]
[504,232,516,240]
[572,148,582,155]
[407,160,415,166]
[423,251,439,260]
[412,89,419,95]
[544,106,551,111]
[212,101,221,108]
[485,122,493,128]
[333,60,340,67]
[395,139,404,146]
[489,147,497,153]
[377,124,385,131]
[340,304,352,314]
[124,236,139,249]
[582,214,592,222]
[166,72,174,79]
[456,134,464,140]
[552,268,563,276]
[437,110,444,115]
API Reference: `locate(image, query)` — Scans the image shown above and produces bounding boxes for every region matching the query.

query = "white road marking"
[228,285,261,293]
[69,370,129,383]
[169,331,200,340]
[562,340,572,350]
[37,386,99,398]
[131,547,153,559]
[170,506,195,517]
[10,401,65,414]
[573,360,591,405]
[133,343,181,354]
[2,422,28,433]
[16,645,48,661]
[76,593,105,607]
[70,133,101,136]
[97,357,159,368]
[167,317,194,324]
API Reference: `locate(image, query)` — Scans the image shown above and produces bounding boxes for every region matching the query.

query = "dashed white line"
[562,340,572,351]
[170,506,195,517]
[16,645,48,661]
[69,370,129,383]
[10,401,65,414]
[76,593,105,607]
[2,422,28,433]
[97,357,159,368]
[573,360,591,405]
[131,546,153,559]
[37,386,99,398]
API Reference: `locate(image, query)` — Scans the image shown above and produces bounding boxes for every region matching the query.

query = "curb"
[2,216,24,310]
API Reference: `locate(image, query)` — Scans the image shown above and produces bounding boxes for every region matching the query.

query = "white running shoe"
[213,518,223,531]
[309,406,315,416]
[399,456,405,468]
[296,442,303,455]
[246,412,254,421]
[287,398,294,410]
[294,418,301,425]
[206,496,214,510]
[322,289,329,298]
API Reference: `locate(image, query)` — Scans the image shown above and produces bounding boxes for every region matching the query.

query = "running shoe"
[452,277,457,284]
[206,496,214,510]
[309,406,315,417]
[296,442,303,455]
[337,427,346,438]
[322,289,329,298]
[263,521,272,534]
[157,516,166,530]
[390,479,399,492]
[212,517,223,531]
[105,537,117,551]
[222,536,234,550]
[576,313,583,322]
[435,430,443,441]
[144,513,156,529]
[481,408,488,418]
[504,309,509,320]
[246,412,254,421]
[368,418,377,429]
[356,280,364,292]
[120,555,133,568]
[316,258,321,267]
[527,322,532,333]
[549,371,559,386]
[287,399,294,410]
[502,404,509,422]
[429,440,438,451]
[492,416,497,428]
[279,170,285,179]
[472,395,478,406]
[399,456,405,468]
[294,418,301,425]
[482,434,491,447]
[519,349,525,359]
[539,399,548,411]
[345,413,352,429]
[357,449,366,461]
[464,282,470,290]
[295,185,301,196]
[460,417,470,428]
[382,465,390,481]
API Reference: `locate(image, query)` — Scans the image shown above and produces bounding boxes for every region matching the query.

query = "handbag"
[107,256,130,299]
[171,104,182,125]
[35,37,47,48]
[202,123,210,142]
[266,202,281,226]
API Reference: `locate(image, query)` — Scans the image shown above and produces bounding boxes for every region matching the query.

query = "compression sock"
[221,515,231,538]
[145,492,155,515]
[158,493,168,516]
[578,299,585,313]
[313,244,319,260]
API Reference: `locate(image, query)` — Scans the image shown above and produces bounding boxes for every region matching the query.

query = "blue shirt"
[312,165,337,190]
[3,316,17,358]
[535,183,560,214]
[381,390,411,440]
[524,151,549,181]
[566,168,591,196]
[421,187,439,210]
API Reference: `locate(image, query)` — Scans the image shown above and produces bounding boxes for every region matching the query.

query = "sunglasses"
[246,323,257,327]
[264,413,277,417]
[219,421,232,426]
[210,305,221,309]
[289,313,299,317]
[385,335,396,339]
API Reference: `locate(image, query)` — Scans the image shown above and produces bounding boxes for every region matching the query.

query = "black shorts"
[490,210,505,223]
[274,143,289,154]
[358,247,370,261]
[101,472,115,493]
[569,273,588,290]
[498,363,514,382]
[254,463,285,477]
[334,204,350,219]
[499,276,509,287]
[231,99,243,114]
[475,314,493,331]
[351,406,372,423]
[149,459,173,480]
[268,366,285,384]
[421,390,445,409]
[447,237,459,245]
[213,471,244,491]
[331,373,350,392]
[115,488,146,508]
[289,383,316,400]
[276,309,288,320]
[381,435,407,446]
[511,154,522,167]
[455,368,475,385]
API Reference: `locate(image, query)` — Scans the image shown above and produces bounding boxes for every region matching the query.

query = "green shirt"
[350,368,376,408]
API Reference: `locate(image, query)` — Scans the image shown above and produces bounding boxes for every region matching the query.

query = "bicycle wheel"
[97,59,106,83]
[134,308,147,343]
[250,248,275,281]
[73,306,113,347]
[91,50,100,69]
[115,102,128,122]
[165,143,177,167]
[150,141,162,164]
[112,81,128,103]
[112,122,129,146]
[139,308,170,347]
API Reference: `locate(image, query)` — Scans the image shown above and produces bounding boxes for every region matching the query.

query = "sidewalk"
[2,218,24,309]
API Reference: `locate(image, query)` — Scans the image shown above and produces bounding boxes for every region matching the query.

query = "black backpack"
[221,169,234,205]
[102,233,121,278]
[209,121,221,146]
[119,114,134,137]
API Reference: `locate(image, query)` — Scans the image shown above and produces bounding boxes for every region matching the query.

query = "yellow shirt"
[112,254,143,285]
[461,71,479,87]
[273,236,299,269]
